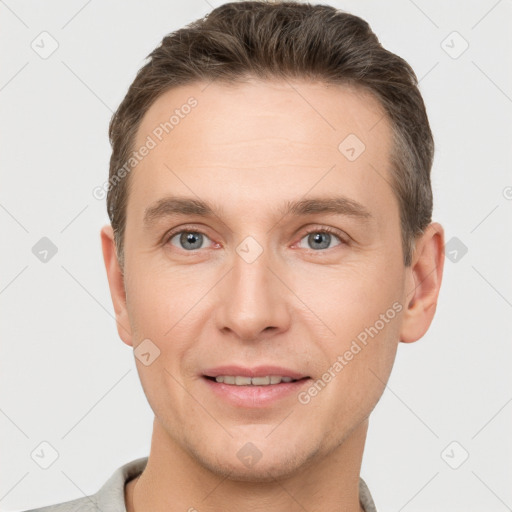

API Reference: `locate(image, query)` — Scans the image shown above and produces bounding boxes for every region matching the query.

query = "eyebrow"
[143,195,373,227]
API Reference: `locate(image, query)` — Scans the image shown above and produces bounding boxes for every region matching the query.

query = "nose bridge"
[216,235,290,341]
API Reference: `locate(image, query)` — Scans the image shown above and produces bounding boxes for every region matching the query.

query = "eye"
[167,229,214,251]
[164,226,347,253]
[297,227,346,251]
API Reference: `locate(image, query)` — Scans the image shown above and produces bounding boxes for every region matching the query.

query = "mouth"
[203,375,310,386]
[201,366,312,407]
[202,365,310,384]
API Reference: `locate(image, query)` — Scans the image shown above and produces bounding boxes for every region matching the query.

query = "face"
[105,79,426,481]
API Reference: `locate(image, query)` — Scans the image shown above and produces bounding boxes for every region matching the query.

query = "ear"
[400,222,445,343]
[100,225,133,347]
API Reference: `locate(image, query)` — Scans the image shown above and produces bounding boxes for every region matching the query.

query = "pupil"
[181,232,202,250]
[310,232,330,250]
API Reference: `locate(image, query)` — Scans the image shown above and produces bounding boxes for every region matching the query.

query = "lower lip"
[202,377,311,408]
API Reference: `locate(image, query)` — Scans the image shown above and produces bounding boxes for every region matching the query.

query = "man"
[26,1,444,511]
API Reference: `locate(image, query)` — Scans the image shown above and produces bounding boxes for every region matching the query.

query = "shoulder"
[19,495,99,512]
[359,476,378,512]
[19,456,148,512]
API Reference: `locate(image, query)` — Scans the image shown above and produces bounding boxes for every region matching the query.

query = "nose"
[214,242,291,342]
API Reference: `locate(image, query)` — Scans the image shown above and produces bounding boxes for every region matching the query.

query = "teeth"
[251,376,270,385]
[214,375,297,385]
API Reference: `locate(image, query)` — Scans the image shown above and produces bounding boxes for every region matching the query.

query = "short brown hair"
[107,0,434,268]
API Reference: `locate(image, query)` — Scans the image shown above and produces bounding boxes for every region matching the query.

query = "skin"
[101,79,444,512]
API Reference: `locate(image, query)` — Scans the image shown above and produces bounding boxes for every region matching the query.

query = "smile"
[210,375,300,385]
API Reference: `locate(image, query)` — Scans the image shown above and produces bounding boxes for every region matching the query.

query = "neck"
[126,418,368,512]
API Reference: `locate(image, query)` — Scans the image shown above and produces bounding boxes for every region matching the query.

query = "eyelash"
[164,225,348,252]
[297,226,347,251]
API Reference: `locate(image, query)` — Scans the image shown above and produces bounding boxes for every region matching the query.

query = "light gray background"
[1,1,511,511]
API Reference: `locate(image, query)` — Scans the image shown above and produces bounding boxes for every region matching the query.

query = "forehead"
[127,79,396,227]
[135,78,390,159]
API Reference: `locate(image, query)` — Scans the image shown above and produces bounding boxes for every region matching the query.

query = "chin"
[188,440,322,483]
[224,466,298,483]
[206,456,308,483]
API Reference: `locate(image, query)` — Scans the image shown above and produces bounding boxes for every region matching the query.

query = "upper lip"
[202,365,309,380]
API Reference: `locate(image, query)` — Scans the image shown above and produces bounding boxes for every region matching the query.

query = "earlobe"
[399,222,445,344]
[100,225,133,346]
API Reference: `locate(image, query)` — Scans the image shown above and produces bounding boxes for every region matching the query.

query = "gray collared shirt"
[23,456,377,512]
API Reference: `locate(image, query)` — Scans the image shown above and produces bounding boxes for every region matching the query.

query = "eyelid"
[295,225,349,249]
[163,224,350,250]
[164,224,216,248]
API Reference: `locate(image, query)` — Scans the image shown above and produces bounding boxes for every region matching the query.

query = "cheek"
[294,254,404,396]
[294,254,404,333]
[125,262,198,336]
[124,268,210,377]
[301,299,402,435]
